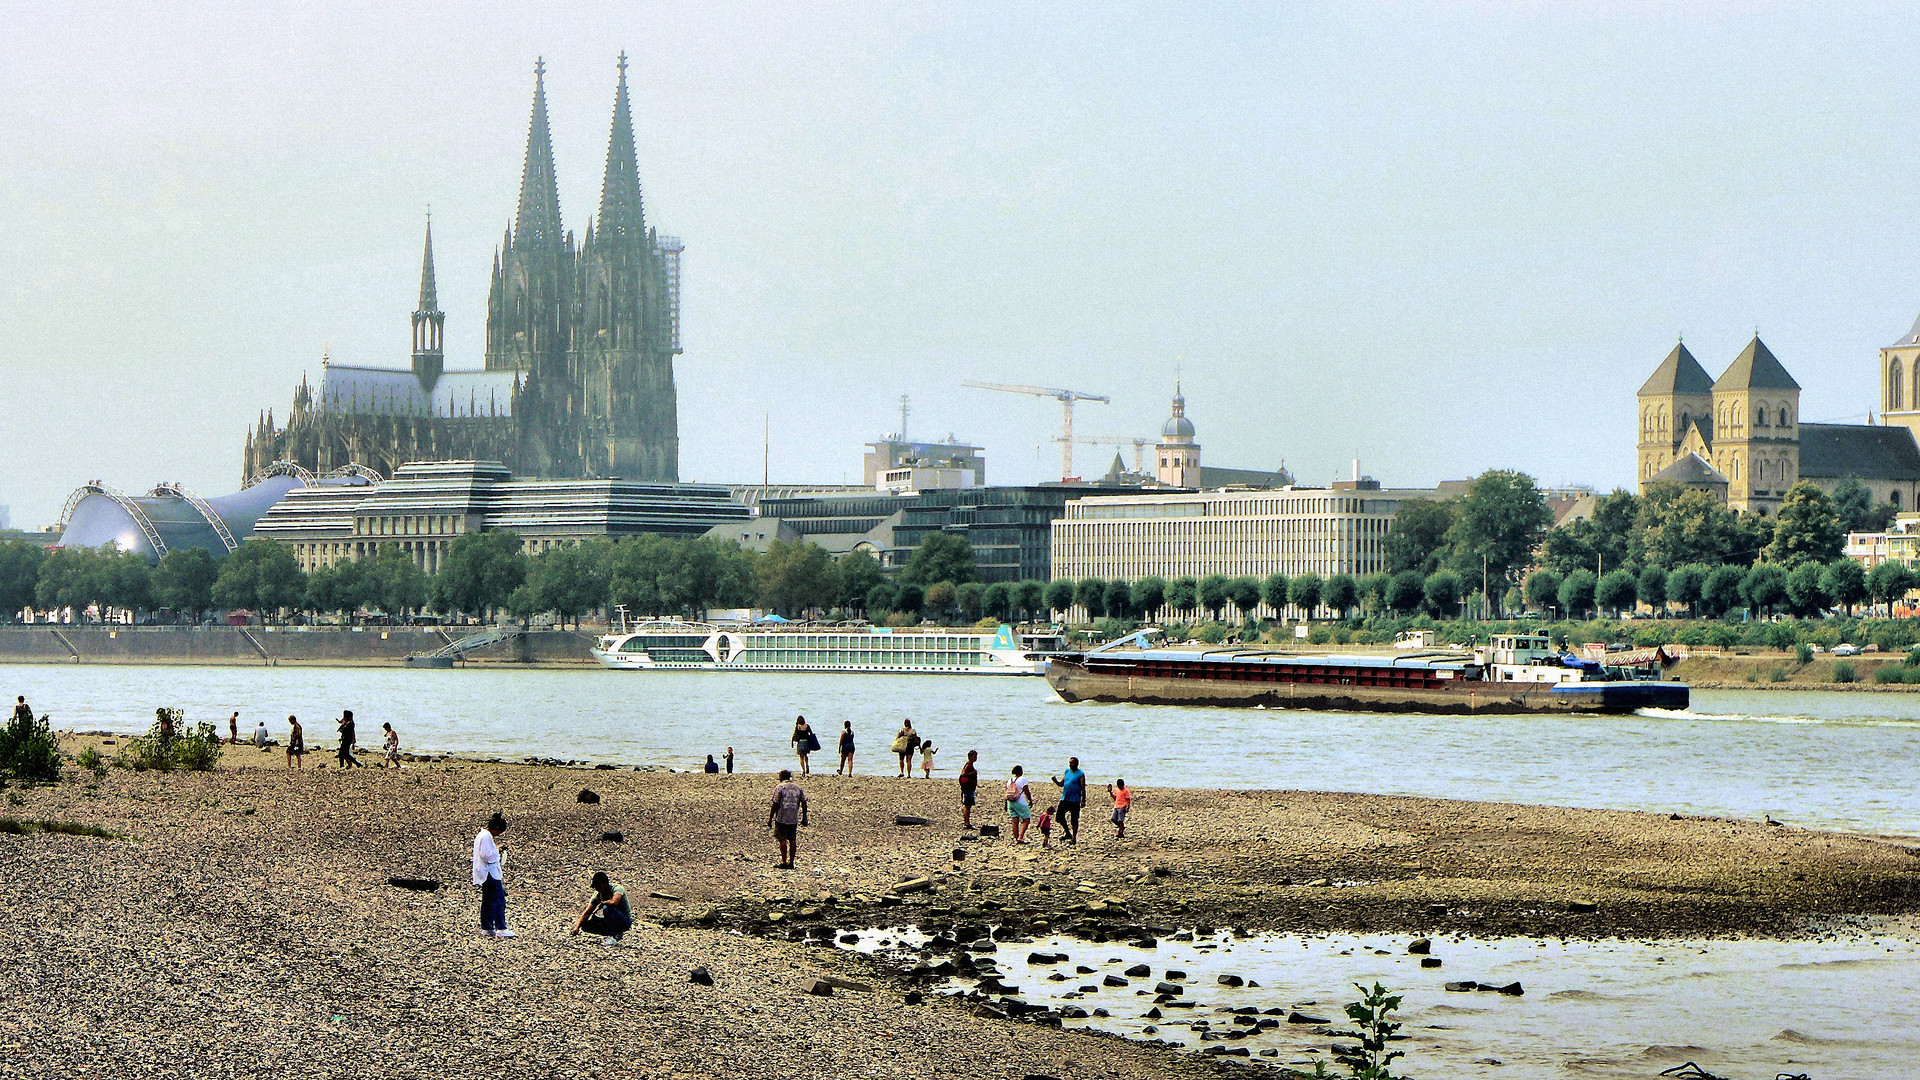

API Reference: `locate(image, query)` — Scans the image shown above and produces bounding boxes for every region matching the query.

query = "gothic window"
[1911,357,1919,409]
[1659,406,1669,432]
[1895,490,1904,510]
[1895,363,1905,412]
[1756,407,1768,427]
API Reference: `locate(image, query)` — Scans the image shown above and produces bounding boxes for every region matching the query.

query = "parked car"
[1832,643,1861,656]
[1862,643,1882,653]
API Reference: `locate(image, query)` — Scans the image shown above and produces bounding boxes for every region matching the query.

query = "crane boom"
[961,380,1111,480]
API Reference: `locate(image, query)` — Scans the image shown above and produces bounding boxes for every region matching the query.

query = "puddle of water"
[834,925,1920,1079]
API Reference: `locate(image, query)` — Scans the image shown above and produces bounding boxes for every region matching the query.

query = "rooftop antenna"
[763,413,770,486]
[900,394,909,441]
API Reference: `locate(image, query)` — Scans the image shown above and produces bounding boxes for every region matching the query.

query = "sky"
[7,2,1920,527]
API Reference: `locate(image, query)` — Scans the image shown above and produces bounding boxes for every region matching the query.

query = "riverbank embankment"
[5,741,1918,1078]
[0,625,596,666]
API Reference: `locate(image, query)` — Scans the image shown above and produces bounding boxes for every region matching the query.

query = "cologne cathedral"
[243,57,683,483]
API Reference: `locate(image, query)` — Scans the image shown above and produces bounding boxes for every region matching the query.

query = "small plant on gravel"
[1331,981,1406,1080]
[0,707,62,784]
[1769,666,1788,683]
[1796,642,1814,665]
[1832,661,1858,684]
[0,817,119,838]
[75,747,107,778]
[118,709,223,773]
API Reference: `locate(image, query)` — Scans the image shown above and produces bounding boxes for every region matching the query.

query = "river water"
[6,663,1917,835]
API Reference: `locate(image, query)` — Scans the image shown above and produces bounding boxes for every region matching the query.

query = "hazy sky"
[7,2,1920,527]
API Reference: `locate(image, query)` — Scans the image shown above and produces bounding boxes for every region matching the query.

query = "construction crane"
[962,381,1110,481]
[1063,435,1156,475]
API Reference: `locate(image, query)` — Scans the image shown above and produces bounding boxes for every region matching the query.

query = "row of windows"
[1640,400,1795,436]
[358,514,466,537]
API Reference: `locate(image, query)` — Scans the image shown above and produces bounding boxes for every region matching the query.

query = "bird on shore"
[1766,815,1784,827]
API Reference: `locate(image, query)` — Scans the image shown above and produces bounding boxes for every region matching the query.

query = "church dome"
[1161,388,1196,439]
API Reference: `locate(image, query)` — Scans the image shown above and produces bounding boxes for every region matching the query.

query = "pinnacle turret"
[513,58,565,251]
[596,51,647,242]
[417,213,440,313]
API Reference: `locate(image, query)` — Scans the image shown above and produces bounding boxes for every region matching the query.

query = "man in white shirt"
[252,721,269,748]
[472,813,512,939]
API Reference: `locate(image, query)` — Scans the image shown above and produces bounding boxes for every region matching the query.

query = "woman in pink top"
[1107,778,1132,839]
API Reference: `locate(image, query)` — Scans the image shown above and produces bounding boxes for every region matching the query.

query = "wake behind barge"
[1045,632,1689,715]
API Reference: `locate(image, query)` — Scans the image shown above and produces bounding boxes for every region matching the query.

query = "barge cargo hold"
[1044,633,1689,714]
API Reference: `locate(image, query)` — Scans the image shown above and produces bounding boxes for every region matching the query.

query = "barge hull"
[1045,660,1687,714]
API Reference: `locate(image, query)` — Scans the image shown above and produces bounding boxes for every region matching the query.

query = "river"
[5,663,1919,835]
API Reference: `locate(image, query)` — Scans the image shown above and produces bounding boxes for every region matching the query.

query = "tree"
[1635,483,1743,568]
[212,538,302,617]
[957,581,987,621]
[520,541,605,627]
[1740,563,1788,616]
[1868,560,1913,612]
[153,548,218,620]
[0,540,48,619]
[978,582,1009,620]
[1539,524,1597,577]
[1016,580,1046,620]
[1524,569,1563,614]
[1700,564,1746,618]
[1044,579,1077,619]
[1288,573,1323,618]
[1822,558,1868,615]
[1446,470,1553,604]
[835,550,887,611]
[1074,577,1108,619]
[1260,573,1291,616]
[436,531,527,618]
[756,539,839,617]
[1323,573,1358,619]
[1829,478,1895,535]
[1595,570,1637,616]
[1557,569,1597,619]
[1422,569,1462,617]
[1227,577,1261,621]
[1541,490,1638,576]
[1103,578,1134,620]
[1358,572,1391,615]
[1130,576,1166,619]
[866,582,897,616]
[1636,565,1668,614]
[1197,574,1231,620]
[1384,499,1456,574]
[1765,482,1845,567]
[923,580,958,620]
[1668,563,1709,617]
[1166,576,1199,618]
[899,533,976,587]
[1386,570,1425,616]
[893,582,924,618]
[1784,560,1830,618]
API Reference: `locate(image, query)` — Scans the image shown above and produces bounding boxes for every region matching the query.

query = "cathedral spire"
[412,213,446,390]
[596,51,646,241]
[514,58,565,250]
[417,211,439,312]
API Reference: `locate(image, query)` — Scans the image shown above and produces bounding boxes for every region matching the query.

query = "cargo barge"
[1044,632,1688,714]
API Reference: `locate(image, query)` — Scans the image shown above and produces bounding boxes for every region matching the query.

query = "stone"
[806,979,834,996]
[1165,969,1188,980]
[1075,965,1096,974]
[689,966,714,986]
[1570,899,1599,914]
[598,830,625,842]
[1153,981,1184,996]
[1124,963,1151,977]
[1444,981,1476,992]
[1288,1012,1329,1024]
[839,933,861,945]
[820,976,871,993]
[1407,937,1431,954]
[904,991,924,1005]
[1026,951,1066,964]
[1145,1006,1163,1019]
[895,878,933,894]
[648,891,683,901]
[895,815,932,826]
[1218,974,1245,987]
[1102,975,1128,987]
[1047,972,1068,982]
[1421,957,1443,968]
[576,789,600,804]
[1061,1006,1090,1019]
[385,876,440,892]
[1307,878,1331,887]
[972,1004,1006,1020]
[979,824,1001,837]
[1497,981,1525,996]
[952,848,967,861]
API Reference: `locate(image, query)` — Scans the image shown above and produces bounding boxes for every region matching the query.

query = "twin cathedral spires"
[250,57,682,484]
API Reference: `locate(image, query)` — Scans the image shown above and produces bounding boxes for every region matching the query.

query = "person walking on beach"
[12,696,32,725]
[1107,779,1132,839]
[1051,757,1087,845]
[285,716,304,769]
[837,721,856,775]
[228,712,240,746]
[472,812,513,939]
[335,710,363,769]
[891,719,919,777]
[790,716,818,775]
[1036,803,1055,849]
[725,747,734,774]
[767,769,809,869]
[919,739,938,779]
[1005,765,1033,843]
[958,750,980,827]
[381,722,401,768]
[569,872,632,946]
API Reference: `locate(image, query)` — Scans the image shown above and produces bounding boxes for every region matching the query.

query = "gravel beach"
[4,734,1918,1079]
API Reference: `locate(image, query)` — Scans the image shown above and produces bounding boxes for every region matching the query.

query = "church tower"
[1881,310,1920,447]
[486,59,575,386]
[1635,340,1714,489]
[1709,335,1800,515]
[1155,384,1202,488]
[411,216,445,391]
[574,53,680,480]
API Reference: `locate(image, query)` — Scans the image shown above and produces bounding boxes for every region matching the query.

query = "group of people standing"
[968,752,1131,845]
[780,716,937,778]
[217,709,403,771]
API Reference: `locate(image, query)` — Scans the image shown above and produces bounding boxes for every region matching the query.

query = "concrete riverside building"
[1050,482,1434,591]
[253,460,748,573]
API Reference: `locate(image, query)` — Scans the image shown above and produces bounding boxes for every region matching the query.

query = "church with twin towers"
[244,57,683,483]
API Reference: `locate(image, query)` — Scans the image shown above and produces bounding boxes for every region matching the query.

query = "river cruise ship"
[1045,631,1688,714]
[591,620,1048,675]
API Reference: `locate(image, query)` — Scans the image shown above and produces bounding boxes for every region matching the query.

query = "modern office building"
[253,460,749,573]
[895,484,1141,583]
[862,437,986,488]
[1051,484,1442,592]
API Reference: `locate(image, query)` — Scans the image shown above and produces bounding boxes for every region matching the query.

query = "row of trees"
[1518,556,1912,620]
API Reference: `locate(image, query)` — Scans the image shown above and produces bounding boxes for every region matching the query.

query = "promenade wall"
[0,626,597,666]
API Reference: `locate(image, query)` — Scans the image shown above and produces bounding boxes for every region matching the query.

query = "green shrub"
[1331,627,1352,644]
[1832,661,1857,684]
[1796,643,1814,665]
[1676,627,1708,646]
[0,707,61,784]
[1307,626,1332,645]
[1872,622,1919,652]
[1707,626,1743,648]
[0,817,119,838]
[1769,666,1788,682]
[1763,623,1798,651]
[116,709,223,773]
[74,747,107,778]
[1194,622,1227,644]
[1874,665,1909,684]
[1332,981,1407,1080]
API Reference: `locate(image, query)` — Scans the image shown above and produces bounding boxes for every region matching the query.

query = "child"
[1108,778,1132,839]
[920,740,938,778]
[1037,803,1055,848]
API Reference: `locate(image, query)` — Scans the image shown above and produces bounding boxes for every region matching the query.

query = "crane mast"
[961,380,1111,481]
